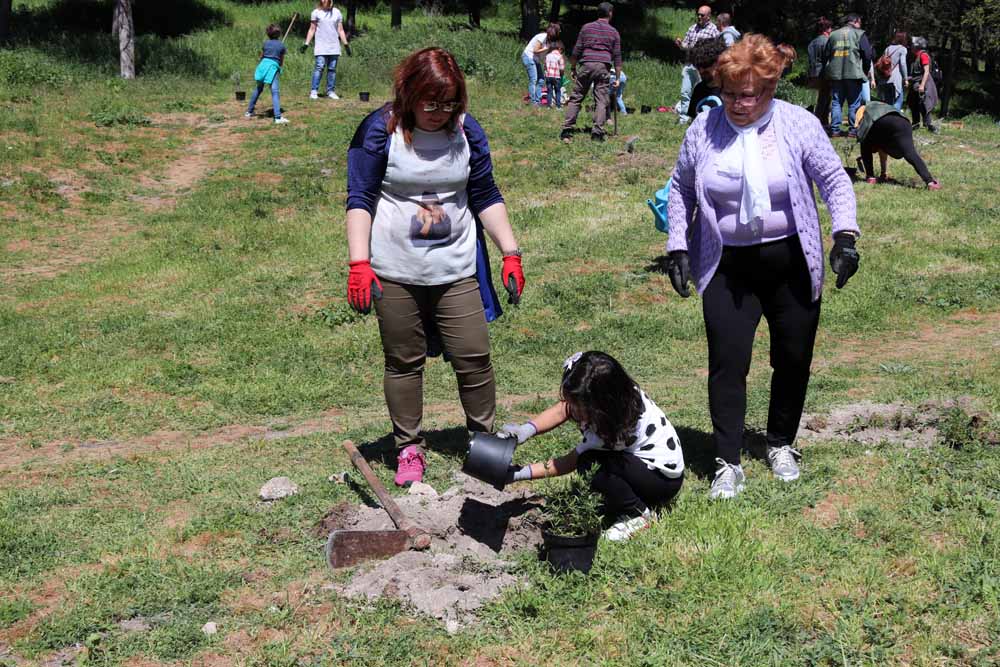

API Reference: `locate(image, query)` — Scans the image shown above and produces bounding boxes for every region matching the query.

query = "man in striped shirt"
[560,2,622,143]
[674,5,719,120]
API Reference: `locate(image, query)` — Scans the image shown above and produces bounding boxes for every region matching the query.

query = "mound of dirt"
[798,398,980,448]
[321,473,544,632]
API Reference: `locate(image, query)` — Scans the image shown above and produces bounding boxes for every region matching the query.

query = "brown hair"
[387,48,469,145]
[816,17,832,34]
[546,22,561,41]
[715,33,795,93]
[266,23,281,39]
[893,31,909,46]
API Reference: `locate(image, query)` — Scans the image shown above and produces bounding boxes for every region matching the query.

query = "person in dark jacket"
[823,13,875,137]
[907,36,940,133]
[807,17,833,130]
[345,48,525,487]
[683,36,726,120]
[856,102,940,189]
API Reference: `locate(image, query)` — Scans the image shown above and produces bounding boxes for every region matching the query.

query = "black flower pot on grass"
[541,529,599,574]
[235,91,246,101]
[359,91,370,102]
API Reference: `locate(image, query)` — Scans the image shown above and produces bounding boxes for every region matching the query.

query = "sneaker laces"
[768,446,801,469]
[398,448,426,469]
[712,457,737,486]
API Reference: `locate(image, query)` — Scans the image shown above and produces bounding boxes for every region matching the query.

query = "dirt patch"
[324,472,544,632]
[132,118,246,212]
[798,398,981,448]
[802,492,853,528]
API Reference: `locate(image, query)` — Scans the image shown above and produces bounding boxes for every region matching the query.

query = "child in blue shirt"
[246,24,289,124]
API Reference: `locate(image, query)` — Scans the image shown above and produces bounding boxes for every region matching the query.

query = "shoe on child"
[603,508,652,542]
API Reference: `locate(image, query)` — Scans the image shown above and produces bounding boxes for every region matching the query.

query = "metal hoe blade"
[326,529,411,569]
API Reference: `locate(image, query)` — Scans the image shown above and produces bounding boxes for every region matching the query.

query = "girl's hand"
[499,422,537,445]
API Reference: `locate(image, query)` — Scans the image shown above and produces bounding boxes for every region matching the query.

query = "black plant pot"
[541,529,599,574]
[462,432,515,491]
[640,105,652,114]
[359,91,370,102]
[235,90,246,101]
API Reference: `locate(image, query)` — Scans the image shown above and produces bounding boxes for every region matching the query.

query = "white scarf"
[721,102,775,225]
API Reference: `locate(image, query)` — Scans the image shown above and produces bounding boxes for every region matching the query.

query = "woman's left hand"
[502,255,525,305]
[829,233,860,289]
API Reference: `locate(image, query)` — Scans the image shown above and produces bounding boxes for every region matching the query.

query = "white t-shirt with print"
[575,389,685,478]
[311,8,343,56]
[370,121,476,286]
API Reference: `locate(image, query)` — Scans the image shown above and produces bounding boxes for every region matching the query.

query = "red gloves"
[501,255,524,305]
[347,260,383,314]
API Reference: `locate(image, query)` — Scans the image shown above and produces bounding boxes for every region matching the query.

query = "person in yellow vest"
[823,13,875,137]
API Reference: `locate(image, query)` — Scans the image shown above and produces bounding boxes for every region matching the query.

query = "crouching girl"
[501,351,684,541]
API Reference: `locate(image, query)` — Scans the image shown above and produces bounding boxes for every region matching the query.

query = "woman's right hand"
[667,250,691,298]
[347,260,383,314]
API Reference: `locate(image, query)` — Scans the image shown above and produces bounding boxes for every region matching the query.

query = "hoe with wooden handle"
[326,440,432,569]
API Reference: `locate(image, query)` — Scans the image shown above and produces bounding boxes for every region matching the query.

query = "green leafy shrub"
[89,102,151,128]
[0,50,68,89]
[541,471,603,537]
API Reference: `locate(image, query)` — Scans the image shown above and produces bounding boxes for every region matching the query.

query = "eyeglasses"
[697,12,710,17]
[721,91,763,107]
[421,101,459,113]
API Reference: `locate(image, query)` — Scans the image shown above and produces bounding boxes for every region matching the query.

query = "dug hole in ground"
[317,473,544,633]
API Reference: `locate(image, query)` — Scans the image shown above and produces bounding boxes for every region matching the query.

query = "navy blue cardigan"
[346,105,506,321]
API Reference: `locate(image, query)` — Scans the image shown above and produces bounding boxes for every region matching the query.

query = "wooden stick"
[281,12,298,43]
[341,440,430,548]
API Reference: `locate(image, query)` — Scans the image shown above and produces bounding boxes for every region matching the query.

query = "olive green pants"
[374,276,495,449]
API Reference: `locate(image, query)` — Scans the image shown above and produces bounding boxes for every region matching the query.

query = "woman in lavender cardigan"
[665,34,860,500]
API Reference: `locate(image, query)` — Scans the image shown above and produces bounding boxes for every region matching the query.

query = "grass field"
[2,2,999,666]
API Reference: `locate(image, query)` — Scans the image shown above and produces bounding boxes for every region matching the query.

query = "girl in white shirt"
[501,351,685,541]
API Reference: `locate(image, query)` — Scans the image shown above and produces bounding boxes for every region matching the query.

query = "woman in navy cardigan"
[345,47,524,487]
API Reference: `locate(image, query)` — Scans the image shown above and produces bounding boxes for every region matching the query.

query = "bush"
[0,50,68,89]
[541,471,603,537]
[88,102,151,127]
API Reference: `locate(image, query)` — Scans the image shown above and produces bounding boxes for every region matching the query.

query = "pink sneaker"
[927,180,941,190]
[394,446,426,487]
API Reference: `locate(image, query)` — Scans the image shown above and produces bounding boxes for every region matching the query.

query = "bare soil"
[322,472,544,632]
[798,397,981,448]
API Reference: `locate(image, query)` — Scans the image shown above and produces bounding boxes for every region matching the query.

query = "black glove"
[666,250,691,298]
[829,232,859,289]
[344,43,352,57]
[299,42,309,54]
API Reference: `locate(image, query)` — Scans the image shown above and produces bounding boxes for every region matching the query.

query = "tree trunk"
[0,0,12,43]
[346,0,357,36]
[520,0,539,40]
[941,33,961,117]
[391,0,401,29]
[468,0,480,28]
[548,0,561,24]
[115,0,135,79]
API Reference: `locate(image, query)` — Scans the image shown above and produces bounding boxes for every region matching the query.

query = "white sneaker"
[273,117,290,125]
[766,445,801,482]
[243,111,253,118]
[603,508,652,542]
[709,458,745,500]
[327,92,340,100]
[309,90,319,100]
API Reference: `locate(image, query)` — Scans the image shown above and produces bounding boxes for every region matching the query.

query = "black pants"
[702,235,821,465]
[578,450,683,520]
[907,90,935,129]
[861,114,935,184]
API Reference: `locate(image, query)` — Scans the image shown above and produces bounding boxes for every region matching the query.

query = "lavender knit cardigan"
[666,100,859,302]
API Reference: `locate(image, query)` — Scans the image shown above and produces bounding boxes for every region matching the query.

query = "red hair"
[716,33,795,92]
[387,47,468,145]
